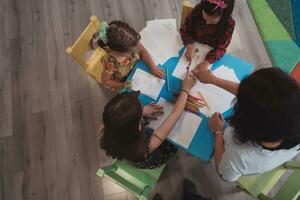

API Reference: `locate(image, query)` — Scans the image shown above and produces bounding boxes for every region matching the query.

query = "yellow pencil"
[198,91,210,110]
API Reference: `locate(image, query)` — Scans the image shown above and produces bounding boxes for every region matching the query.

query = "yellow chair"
[181,0,194,26]
[66,15,106,84]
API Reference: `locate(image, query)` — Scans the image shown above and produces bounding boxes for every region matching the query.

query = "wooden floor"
[1,0,289,199]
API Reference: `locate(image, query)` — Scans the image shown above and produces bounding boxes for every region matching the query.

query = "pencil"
[198,91,210,110]
[166,65,170,92]
[185,107,199,115]
[187,100,205,107]
[188,94,203,101]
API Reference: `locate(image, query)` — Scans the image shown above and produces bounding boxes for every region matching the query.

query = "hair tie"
[96,21,109,44]
[206,0,228,11]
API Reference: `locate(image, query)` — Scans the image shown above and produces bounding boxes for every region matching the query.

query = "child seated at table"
[180,0,235,69]
[99,73,196,169]
[193,67,300,182]
[91,20,164,91]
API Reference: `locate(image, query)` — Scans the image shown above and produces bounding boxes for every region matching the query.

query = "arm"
[180,12,194,46]
[192,69,239,95]
[137,42,164,78]
[101,72,125,90]
[213,76,239,96]
[208,113,225,173]
[205,19,235,64]
[215,134,225,172]
[148,73,196,153]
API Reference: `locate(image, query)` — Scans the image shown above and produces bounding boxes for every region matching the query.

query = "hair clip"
[96,21,109,44]
[206,0,228,10]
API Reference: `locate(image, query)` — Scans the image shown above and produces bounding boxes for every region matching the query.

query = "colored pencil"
[185,107,199,115]
[198,91,210,110]
[188,94,203,101]
[166,65,170,92]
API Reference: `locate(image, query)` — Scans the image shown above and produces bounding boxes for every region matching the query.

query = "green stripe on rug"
[247,0,291,40]
[265,40,300,73]
[266,0,296,40]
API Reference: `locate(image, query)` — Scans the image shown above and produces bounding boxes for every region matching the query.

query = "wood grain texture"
[0,0,281,199]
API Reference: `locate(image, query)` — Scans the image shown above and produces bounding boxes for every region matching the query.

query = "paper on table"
[146,18,177,33]
[131,68,165,100]
[173,43,213,80]
[140,19,183,65]
[190,66,240,116]
[149,98,202,148]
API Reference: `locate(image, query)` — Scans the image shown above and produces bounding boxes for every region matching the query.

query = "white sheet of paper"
[146,18,177,33]
[140,19,183,65]
[190,66,240,116]
[149,98,202,148]
[131,68,165,100]
[172,43,213,80]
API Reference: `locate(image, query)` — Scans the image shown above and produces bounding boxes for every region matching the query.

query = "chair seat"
[97,160,166,200]
[237,165,285,197]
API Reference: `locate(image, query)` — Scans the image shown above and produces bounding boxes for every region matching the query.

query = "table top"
[127,48,253,161]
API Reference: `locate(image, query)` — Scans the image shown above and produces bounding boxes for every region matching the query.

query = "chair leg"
[96,165,118,177]
[139,186,152,200]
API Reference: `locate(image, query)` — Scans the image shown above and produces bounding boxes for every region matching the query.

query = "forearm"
[139,44,156,69]
[148,90,189,152]
[213,76,239,95]
[102,79,125,90]
[156,90,188,138]
[214,134,225,172]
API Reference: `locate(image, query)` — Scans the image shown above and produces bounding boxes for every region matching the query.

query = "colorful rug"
[246,0,300,77]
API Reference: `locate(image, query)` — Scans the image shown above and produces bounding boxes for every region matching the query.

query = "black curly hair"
[230,68,300,150]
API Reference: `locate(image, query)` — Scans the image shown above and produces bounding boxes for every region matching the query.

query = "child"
[193,68,300,182]
[180,0,235,69]
[91,20,164,91]
[100,73,196,169]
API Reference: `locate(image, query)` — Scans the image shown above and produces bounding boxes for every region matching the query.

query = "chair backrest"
[97,160,165,200]
[181,1,194,26]
[237,161,300,200]
[66,15,106,83]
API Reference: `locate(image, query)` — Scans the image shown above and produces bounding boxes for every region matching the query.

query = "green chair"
[97,160,166,200]
[237,161,300,200]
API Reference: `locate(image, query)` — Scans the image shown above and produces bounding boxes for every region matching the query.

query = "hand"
[192,69,215,84]
[208,113,225,134]
[185,44,193,62]
[182,72,197,91]
[143,103,164,119]
[196,60,210,70]
[151,66,165,79]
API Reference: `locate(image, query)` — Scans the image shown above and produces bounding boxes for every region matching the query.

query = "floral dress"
[101,50,140,91]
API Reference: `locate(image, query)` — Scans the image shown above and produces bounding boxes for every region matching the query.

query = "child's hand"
[185,44,193,62]
[192,69,215,84]
[196,60,210,70]
[182,72,197,91]
[151,66,165,79]
[143,103,164,119]
[208,113,225,133]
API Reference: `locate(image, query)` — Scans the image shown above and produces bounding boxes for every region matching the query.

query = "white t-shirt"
[219,127,300,182]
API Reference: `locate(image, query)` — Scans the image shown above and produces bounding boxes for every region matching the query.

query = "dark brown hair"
[230,68,300,150]
[190,0,235,46]
[101,92,148,162]
[98,20,141,53]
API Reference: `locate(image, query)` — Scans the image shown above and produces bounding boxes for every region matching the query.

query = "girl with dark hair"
[180,0,235,69]
[100,73,196,169]
[193,68,300,182]
[91,20,164,91]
